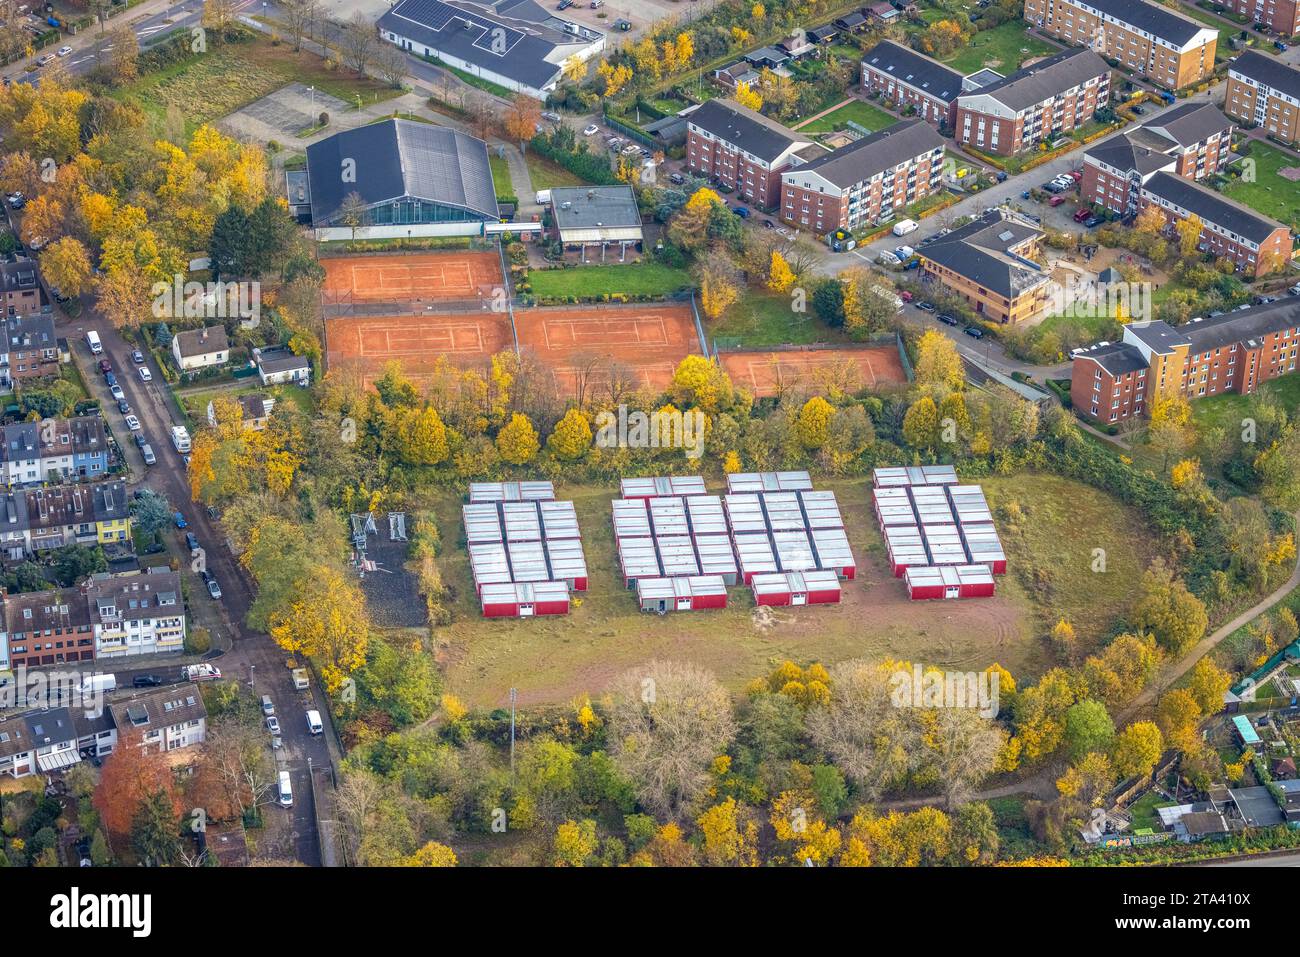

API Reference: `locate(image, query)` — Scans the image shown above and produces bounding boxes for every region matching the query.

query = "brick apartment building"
[778,118,944,234]
[0,314,58,389]
[1139,171,1292,276]
[860,40,966,130]
[685,98,819,211]
[1219,0,1300,37]
[917,211,1055,324]
[0,587,95,670]
[1225,51,1300,146]
[1081,103,1234,214]
[1024,0,1218,90]
[954,48,1111,156]
[1071,305,1300,423]
[0,261,43,319]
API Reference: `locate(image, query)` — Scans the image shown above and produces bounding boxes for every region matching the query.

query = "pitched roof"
[1081,0,1213,47]
[109,685,207,735]
[861,40,965,104]
[1085,131,1178,176]
[377,0,595,92]
[1124,319,1192,354]
[256,346,310,375]
[1139,102,1233,149]
[791,118,943,189]
[919,211,1049,300]
[0,260,39,296]
[687,98,808,162]
[3,587,91,636]
[305,118,498,226]
[1143,171,1286,245]
[4,314,54,351]
[1179,298,1300,352]
[172,325,229,358]
[0,707,77,759]
[1230,50,1300,101]
[86,567,181,622]
[960,47,1109,112]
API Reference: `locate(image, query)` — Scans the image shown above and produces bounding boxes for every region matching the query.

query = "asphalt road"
[61,317,330,866]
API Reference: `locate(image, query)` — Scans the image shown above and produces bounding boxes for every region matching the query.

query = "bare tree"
[203,0,240,31]
[201,720,277,820]
[928,708,1005,809]
[374,38,409,88]
[281,0,318,51]
[339,13,377,75]
[605,660,736,819]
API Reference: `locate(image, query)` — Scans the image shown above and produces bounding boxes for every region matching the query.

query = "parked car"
[133,432,147,448]
[98,359,112,374]
[964,325,985,339]
[131,350,144,364]
[1049,195,1066,207]
[141,444,155,466]
[262,695,275,716]
[132,674,163,688]
[582,124,598,135]
[184,663,221,682]
[937,313,959,326]
[173,512,187,529]
[668,172,685,185]
[137,366,152,382]
[1132,105,1146,115]
[185,532,199,552]
[109,385,125,401]
[56,45,72,56]
[124,414,141,431]
[207,578,222,600]
[733,206,750,219]
[103,371,117,386]
[915,301,937,313]
[1073,207,1092,223]
[541,111,560,122]
[557,0,573,9]
[266,715,281,735]
[1084,216,1103,228]
[116,397,130,415]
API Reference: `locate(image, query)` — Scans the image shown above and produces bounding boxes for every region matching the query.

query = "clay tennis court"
[721,346,908,398]
[321,251,504,303]
[325,312,514,387]
[515,304,703,392]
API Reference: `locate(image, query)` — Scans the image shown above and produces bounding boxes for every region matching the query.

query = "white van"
[86,330,102,355]
[892,219,919,237]
[306,709,323,735]
[78,673,116,695]
[277,771,293,807]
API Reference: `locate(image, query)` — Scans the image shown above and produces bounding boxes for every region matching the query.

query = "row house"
[779,119,945,233]
[0,478,131,560]
[917,211,1055,324]
[87,567,185,659]
[1071,305,1300,423]
[1219,0,1300,37]
[1081,103,1234,215]
[0,586,94,670]
[686,98,819,211]
[1025,0,1218,90]
[0,260,43,320]
[860,40,965,130]
[954,48,1111,156]
[108,686,208,754]
[1225,51,1300,147]
[0,314,58,389]
[0,687,208,778]
[0,416,110,487]
[1139,171,1292,276]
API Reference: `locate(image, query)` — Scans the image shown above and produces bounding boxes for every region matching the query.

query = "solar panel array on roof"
[464,495,587,607]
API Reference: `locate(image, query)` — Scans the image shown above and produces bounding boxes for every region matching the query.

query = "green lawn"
[527,263,692,300]
[178,383,314,423]
[1221,142,1300,232]
[525,152,588,190]
[796,99,899,135]
[708,289,849,347]
[116,34,400,133]
[1127,790,1176,831]
[941,22,1057,74]
[488,153,513,201]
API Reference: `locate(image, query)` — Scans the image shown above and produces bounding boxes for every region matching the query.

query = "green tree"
[902,396,940,449]
[1062,699,1115,760]
[1133,559,1208,656]
[796,396,835,450]
[130,489,172,537]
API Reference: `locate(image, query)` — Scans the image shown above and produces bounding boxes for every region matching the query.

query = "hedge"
[529,135,620,186]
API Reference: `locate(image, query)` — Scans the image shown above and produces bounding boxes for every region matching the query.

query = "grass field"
[709,289,849,347]
[178,383,314,424]
[941,22,1057,74]
[796,99,899,135]
[528,263,692,300]
[428,472,1156,707]
[525,153,588,190]
[117,36,400,132]
[489,153,513,200]
[1221,143,1300,231]
[1127,790,1176,831]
